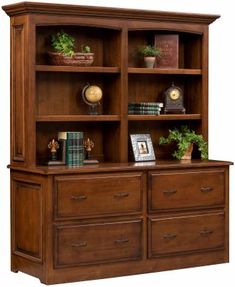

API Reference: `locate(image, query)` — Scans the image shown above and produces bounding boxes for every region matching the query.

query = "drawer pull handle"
[200,187,213,193]
[200,230,214,236]
[114,238,129,244]
[71,195,87,201]
[163,233,177,239]
[114,192,129,198]
[162,189,177,195]
[71,241,87,248]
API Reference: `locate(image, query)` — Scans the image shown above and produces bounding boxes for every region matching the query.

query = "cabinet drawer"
[54,172,143,219]
[54,220,142,267]
[149,212,224,257]
[149,169,224,211]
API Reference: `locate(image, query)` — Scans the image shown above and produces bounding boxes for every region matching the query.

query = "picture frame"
[130,134,156,162]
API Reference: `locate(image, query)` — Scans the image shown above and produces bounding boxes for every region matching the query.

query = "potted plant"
[48,31,94,66]
[138,45,162,68]
[159,125,208,160]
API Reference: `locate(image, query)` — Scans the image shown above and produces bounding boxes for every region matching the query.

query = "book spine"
[66,132,74,166]
[74,132,84,166]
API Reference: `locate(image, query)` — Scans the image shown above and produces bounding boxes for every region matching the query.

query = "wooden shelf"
[128,68,202,75]
[36,115,121,122]
[128,114,202,121]
[36,65,121,73]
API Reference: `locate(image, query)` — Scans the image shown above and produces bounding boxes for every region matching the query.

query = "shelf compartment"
[36,121,121,164]
[36,72,121,116]
[36,115,121,122]
[128,31,202,69]
[36,65,120,73]
[128,74,202,115]
[128,68,202,75]
[36,26,121,67]
[128,114,201,121]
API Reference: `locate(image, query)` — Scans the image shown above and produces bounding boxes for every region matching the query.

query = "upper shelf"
[128,68,202,75]
[36,65,120,73]
[36,115,121,122]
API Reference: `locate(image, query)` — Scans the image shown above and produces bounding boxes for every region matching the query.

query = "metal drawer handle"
[114,192,129,198]
[114,238,129,244]
[200,186,213,193]
[163,233,177,239]
[200,229,214,236]
[71,195,87,200]
[71,241,87,248]
[162,189,177,195]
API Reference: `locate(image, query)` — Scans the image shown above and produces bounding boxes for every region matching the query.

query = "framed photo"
[130,134,156,162]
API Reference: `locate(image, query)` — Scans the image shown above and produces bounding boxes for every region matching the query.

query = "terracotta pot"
[144,56,156,68]
[48,52,94,66]
[181,143,193,160]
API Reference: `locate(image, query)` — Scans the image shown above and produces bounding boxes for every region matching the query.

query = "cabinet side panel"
[11,22,26,162]
[12,175,43,262]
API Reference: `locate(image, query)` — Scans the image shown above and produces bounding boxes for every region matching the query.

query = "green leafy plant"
[51,31,75,56]
[138,45,162,57]
[159,125,208,160]
[81,44,91,53]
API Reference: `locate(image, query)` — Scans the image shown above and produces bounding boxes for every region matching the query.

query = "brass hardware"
[163,233,177,239]
[162,189,177,195]
[200,186,213,193]
[71,195,87,200]
[114,238,129,244]
[71,241,87,247]
[200,230,213,236]
[114,192,129,198]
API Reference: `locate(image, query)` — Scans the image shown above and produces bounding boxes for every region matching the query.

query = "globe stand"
[89,103,99,115]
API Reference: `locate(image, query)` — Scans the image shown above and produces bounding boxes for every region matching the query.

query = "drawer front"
[149,169,224,211]
[55,172,143,219]
[54,220,142,267]
[149,212,224,257]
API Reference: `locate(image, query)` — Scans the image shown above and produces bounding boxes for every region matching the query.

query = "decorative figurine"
[83,138,99,164]
[48,139,59,161]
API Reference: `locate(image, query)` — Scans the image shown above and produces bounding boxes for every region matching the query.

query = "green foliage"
[138,45,162,57]
[159,125,208,160]
[51,31,75,56]
[81,44,91,53]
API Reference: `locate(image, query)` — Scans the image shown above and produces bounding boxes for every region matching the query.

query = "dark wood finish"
[3,2,232,285]
[149,169,225,211]
[54,220,142,267]
[54,173,143,219]
[149,212,225,257]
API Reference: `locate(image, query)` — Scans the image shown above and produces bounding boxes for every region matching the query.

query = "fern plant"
[159,125,208,160]
[51,31,75,57]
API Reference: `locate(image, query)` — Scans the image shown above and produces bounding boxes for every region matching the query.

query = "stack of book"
[58,131,84,167]
[128,102,163,115]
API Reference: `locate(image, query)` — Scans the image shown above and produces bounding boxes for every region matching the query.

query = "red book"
[155,34,179,68]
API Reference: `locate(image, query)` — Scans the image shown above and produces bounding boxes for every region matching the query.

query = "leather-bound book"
[155,34,179,68]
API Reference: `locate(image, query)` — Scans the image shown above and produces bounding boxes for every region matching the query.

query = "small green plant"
[159,125,208,160]
[51,31,75,57]
[138,45,162,57]
[81,44,91,53]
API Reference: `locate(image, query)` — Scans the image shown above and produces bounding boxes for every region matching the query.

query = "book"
[154,34,179,68]
[128,102,163,108]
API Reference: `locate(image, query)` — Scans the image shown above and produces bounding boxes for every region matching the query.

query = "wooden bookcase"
[3,2,232,284]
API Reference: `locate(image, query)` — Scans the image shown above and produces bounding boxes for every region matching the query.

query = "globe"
[84,85,103,103]
[82,84,103,115]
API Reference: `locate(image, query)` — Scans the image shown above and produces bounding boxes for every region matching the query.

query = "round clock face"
[169,88,180,100]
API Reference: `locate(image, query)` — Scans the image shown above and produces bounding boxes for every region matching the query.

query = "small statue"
[84,138,94,160]
[48,139,59,161]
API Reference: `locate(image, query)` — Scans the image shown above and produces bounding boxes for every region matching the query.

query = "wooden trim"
[11,23,25,162]
[2,2,220,24]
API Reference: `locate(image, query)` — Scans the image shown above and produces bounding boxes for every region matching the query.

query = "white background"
[0,0,234,286]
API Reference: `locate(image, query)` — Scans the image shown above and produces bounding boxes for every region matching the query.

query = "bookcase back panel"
[36,26,121,67]
[128,31,202,69]
[128,74,202,114]
[36,73,120,115]
[36,122,121,164]
[128,121,202,160]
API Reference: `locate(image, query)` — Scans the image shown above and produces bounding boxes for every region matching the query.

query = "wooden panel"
[54,172,143,219]
[54,220,142,267]
[149,212,225,257]
[12,178,42,262]
[11,23,25,162]
[149,169,225,211]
